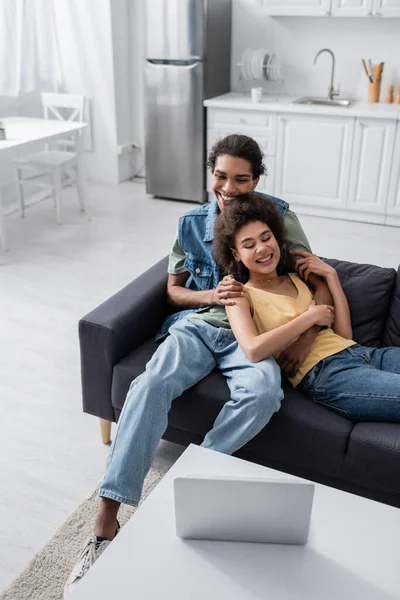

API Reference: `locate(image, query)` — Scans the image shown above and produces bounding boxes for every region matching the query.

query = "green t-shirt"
[168,208,312,329]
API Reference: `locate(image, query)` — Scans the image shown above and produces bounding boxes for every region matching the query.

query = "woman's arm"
[294,251,353,339]
[323,272,353,339]
[226,296,334,363]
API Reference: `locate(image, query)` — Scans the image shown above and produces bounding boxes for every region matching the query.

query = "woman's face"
[232,220,281,278]
[211,155,259,212]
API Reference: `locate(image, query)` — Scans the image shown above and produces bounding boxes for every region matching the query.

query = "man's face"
[211,155,259,212]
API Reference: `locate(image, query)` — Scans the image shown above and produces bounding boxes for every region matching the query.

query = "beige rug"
[0,461,171,600]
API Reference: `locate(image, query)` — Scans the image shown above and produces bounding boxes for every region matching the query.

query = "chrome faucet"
[314,48,339,100]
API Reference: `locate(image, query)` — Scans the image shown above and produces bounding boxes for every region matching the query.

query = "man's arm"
[166,235,244,309]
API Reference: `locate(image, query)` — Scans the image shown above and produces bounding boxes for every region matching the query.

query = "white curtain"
[0,0,62,97]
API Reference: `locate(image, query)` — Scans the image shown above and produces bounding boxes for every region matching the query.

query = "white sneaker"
[63,522,120,598]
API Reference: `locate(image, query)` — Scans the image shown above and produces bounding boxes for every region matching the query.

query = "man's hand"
[211,275,244,306]
[277,328,318,378]
[291,250,336,282]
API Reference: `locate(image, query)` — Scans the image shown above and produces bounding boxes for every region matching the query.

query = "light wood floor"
[0,180,398,591]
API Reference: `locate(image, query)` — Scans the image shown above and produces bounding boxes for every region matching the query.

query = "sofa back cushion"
[384,266,400,347]
[324,259,397,347]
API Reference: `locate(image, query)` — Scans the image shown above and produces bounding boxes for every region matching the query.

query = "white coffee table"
[71,445,400,600]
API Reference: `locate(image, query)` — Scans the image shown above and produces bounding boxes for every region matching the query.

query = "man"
[64,134,331,597]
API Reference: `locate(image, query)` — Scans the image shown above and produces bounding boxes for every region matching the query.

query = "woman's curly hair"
[206,134,266,180]
[213,194,287,281]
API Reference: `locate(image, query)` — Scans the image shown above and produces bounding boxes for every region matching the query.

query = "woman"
[213,193,400,423]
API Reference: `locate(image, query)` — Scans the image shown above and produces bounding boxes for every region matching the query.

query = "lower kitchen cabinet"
[275,113,354,213]
[386,125,400,225]
[347,118,396,219]
[263,0,331,16]
[205,103,400,226]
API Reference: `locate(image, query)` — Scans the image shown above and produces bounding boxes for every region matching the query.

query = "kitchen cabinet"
[374,0,400,16]
[262,0,331,16]
[347,119,396,217]
[204,94,400,226]
[331,0,373,17]
[263,0,400,15]
[274,114,354,213]
[386,124,400,225]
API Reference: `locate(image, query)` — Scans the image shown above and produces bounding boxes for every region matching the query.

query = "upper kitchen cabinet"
[263,0,400,15]
[330,0,373,17]
[347,118,396,219]
[275,114,354,214]
[262,0,331,16]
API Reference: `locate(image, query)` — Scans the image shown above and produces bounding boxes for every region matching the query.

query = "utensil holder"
[368,79,381,103]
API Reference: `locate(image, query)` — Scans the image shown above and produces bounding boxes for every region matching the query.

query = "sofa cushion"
[384,266,400,347]
[243,383,352,478]
[112,339,352,479]
[324,259,396,347]
[343,422,400,496]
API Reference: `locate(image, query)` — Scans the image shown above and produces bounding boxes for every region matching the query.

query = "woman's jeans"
[100,319,283,506]
[300,344,400,422]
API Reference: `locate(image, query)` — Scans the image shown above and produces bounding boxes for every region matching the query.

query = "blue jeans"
[100,319,283,506]
[300,344,400,422]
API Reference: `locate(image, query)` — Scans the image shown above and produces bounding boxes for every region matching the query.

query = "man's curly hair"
[213,194,287,280]
[206,134,266,179]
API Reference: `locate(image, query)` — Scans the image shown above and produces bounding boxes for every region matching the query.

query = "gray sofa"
[79,257,400,508]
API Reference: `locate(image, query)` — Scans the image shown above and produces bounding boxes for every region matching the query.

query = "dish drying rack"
[235,54,285,97]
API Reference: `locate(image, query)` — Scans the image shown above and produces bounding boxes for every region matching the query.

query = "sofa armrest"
[384,265,400,347]
[79,256,169,421]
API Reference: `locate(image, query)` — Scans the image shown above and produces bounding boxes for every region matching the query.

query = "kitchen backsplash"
[231,0,400,101]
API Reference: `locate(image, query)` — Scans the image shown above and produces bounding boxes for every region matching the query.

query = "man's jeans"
[300,344,400,422]
[100,319,283,506]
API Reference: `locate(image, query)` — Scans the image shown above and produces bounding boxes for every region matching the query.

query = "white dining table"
[0,116,87,152]
[0,117,88,252]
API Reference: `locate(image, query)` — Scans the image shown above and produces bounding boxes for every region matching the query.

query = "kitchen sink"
[292,96,352,107]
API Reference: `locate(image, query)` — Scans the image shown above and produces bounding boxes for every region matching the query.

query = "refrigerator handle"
[146,58,201,67]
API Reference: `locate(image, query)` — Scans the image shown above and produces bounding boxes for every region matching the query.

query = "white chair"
[13,93,87,225]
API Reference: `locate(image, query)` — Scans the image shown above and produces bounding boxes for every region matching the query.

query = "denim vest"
[157,192,289,339]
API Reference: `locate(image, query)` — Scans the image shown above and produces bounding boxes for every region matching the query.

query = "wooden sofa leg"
[99,418,112,445]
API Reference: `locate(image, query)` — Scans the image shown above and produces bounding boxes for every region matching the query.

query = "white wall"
[53,0,119,184]
[128,0,145,176]
[231,1,400,100]
[54,0,143,184]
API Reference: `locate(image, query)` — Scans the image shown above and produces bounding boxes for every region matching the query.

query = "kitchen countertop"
[204,92,400,120]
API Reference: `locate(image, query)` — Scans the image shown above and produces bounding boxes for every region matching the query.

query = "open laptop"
[174,474,315,545]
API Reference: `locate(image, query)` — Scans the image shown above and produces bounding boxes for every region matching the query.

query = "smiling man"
[64,134,332,597]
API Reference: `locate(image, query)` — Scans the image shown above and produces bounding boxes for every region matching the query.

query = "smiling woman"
[213,194,400,425]
[213,192,286,281]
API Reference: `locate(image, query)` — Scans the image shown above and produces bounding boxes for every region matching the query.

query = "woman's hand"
[307,300,335,328]
[291,250,337,282]
[211,275,244,306]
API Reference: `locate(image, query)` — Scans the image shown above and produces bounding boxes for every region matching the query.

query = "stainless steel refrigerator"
[144,0,232,203]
